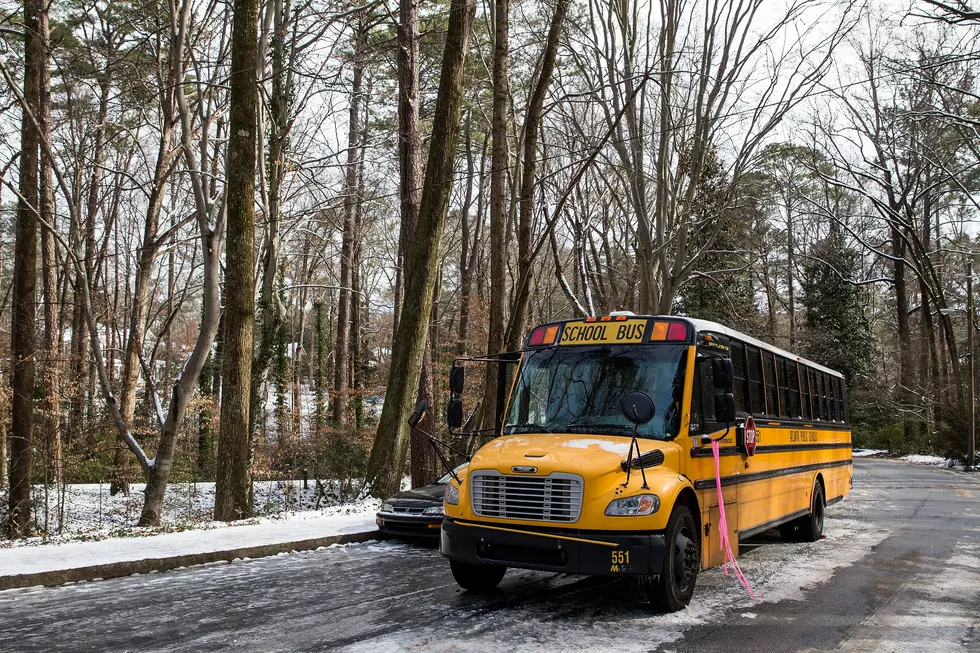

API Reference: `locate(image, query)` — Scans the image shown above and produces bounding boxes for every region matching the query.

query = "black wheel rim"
[672,525,697,592]
[814,491,824,533]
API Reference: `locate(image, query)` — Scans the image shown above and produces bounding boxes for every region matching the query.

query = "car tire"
[780,479,825,543]
[450,560,506,593]
[644,505,699,613]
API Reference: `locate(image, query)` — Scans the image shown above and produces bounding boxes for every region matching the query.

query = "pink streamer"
[711,439,760,598]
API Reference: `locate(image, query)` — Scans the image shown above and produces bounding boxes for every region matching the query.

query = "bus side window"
[801,365,811,420]
[838,378,848,424]
[730,341,748,414]
[829,375,839,421]
[809,368,820,421]
[787,361,801,418]
[746,346,763,414]
[819,373,829,421]
[689,362,710,434]
[698,359,717,425]
[763,351,778,416]
[776,357,790,418]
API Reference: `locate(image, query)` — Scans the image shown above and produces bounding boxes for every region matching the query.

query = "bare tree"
[366,0,477,498]
[7,0,43,538]
[215,0,260,521]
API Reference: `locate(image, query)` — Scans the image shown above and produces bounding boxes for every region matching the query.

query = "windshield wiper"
[505,423,553,434]
[565,423,635,435]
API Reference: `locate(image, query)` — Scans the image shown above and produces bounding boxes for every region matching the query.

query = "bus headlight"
[444,484,460,506]
[605,494,660,516]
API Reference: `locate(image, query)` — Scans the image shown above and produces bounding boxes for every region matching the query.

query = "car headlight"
[422,506,445,515]
[380,503,394,512]
[444,484,459,506]
[605,494,660,516]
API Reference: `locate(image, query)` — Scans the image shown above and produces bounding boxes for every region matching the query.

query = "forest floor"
[0,478,387,549]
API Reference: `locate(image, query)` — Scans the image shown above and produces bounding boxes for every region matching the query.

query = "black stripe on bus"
[693,459,852,491]
[747,418,851,431]
[689,442,854,458]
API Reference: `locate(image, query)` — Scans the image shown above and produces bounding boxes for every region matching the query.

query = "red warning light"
[666,322,688,341]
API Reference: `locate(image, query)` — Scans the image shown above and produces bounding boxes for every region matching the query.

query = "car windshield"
[504,344,688,440]
[437,464,468,484]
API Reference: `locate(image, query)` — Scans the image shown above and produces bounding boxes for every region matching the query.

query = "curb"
[0,529,387,591]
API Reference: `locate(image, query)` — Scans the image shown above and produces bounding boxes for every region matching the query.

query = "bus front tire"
[644,505,699,613]
[450,560,506,593]
[780,479,825,543]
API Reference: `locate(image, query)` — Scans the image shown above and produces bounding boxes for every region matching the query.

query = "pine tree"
[799,230,874,385]
[674,151,760,332]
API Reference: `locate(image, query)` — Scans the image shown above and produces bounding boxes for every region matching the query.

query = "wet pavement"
[1,459,977,652]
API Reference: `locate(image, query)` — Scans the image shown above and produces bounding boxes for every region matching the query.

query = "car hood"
[385,483,445,503]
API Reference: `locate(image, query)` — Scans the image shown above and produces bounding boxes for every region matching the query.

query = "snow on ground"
[0,478,393,549]
[851,448,887,457]
[341,482,895,653]
[900,454,964,469]
[0,508,379,579]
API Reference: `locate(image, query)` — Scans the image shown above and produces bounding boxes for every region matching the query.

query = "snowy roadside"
[852,449,965,469]
[0,477,413,549]
[0,504,383,591]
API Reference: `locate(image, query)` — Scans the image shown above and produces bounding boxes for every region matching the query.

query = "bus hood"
[472,433,665,477]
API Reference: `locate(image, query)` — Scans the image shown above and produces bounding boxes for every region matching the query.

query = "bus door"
[690,347,740,568]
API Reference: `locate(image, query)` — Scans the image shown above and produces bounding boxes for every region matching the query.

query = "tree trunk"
[504,0,570,351]
[892,224,913,450]
[215,0,259,521]
[250,0,289,445]
[72,67,112,454]
[111,118,176,497]
[392,0,422,340]
[39,6,60,487]
[481,0,510,431]
[786,200,795,348]
[8,0,42,538]
[366,0,476,498]
[456,114,481,357]
[333,21,365,428]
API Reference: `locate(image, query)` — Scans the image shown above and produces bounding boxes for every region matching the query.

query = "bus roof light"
[666,322,688,341]
[651,321,668,341]
[600,315,612,322]
[528,325,560,347]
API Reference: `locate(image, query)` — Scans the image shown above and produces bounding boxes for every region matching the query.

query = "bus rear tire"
[780,479,825,543]
[450,560,506,593]
[644,505,699,613]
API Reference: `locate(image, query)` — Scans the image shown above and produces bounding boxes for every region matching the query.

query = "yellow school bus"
[439,313,852,611]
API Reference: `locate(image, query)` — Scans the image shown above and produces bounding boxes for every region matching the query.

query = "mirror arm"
[411,423,464,485]
[622,423,649,490]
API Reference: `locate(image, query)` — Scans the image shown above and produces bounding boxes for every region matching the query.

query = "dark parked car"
[376,467,463,539]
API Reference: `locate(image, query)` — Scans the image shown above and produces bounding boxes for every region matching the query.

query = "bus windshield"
[504,344,688,439]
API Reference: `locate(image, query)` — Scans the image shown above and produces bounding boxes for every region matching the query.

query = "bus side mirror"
[449,365,465,395]
[447,399,464,429]
[714,393,736,424]
[712,358,733,390]
[621,391,655,425]
[409,398,428,428]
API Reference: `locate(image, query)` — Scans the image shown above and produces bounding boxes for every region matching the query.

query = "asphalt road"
[1,459,978,653]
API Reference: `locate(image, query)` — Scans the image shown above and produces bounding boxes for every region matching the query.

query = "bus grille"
[470,471,583,523]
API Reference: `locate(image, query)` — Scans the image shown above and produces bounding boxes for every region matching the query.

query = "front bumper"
[376,513,444,538]
[440,518,665,576]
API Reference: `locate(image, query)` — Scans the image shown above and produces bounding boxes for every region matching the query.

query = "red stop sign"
[744,416,758,456]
